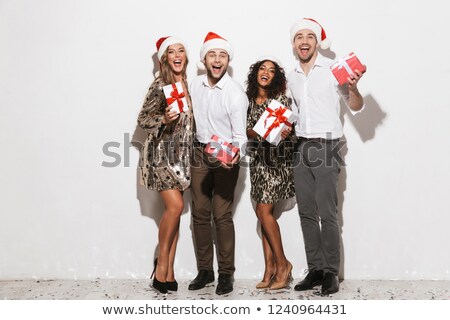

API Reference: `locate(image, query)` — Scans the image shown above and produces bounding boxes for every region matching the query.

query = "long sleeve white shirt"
[288,53,363,139]
[190,73,249,154]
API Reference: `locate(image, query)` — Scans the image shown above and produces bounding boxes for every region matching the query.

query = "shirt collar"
[295,52,324,73]
[202,72,229,89]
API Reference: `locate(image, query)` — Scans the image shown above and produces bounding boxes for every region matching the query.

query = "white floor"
[1,279,449,300]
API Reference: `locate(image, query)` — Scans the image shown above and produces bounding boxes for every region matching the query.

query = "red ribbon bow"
[166,83,185,112]
[263,106,291,139]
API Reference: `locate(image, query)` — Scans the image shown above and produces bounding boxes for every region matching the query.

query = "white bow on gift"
[209,137,235,157]
[335,52,356,78]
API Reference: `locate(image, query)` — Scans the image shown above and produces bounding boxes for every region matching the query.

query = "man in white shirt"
[288,18,365,295]
[188,32,248,295]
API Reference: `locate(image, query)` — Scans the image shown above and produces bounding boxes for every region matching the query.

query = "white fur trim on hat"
[257,55,283,68]
[199,32,234,63]
[290,18,331,50]
[156,36,188,61]
[196,60,206,70]
[200,38,234,61]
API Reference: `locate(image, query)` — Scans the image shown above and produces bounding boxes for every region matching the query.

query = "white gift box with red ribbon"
[162,82,189,114]
[253,100,297,145]
[204,135,239,164]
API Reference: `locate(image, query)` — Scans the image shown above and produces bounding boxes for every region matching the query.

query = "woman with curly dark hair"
[246,56,295,290]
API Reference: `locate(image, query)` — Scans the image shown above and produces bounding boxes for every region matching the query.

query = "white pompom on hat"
[156,36,188,61]
[290,18,331,50]
[257,55,283,68]
[198,31,233,70]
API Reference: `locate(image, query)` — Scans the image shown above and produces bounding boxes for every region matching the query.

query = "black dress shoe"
[215,274,233,295]
[294,270,324,291]
[188,269,215,290]
[166,280,178,291]
[321,273,339,295]
[152,277,168,294]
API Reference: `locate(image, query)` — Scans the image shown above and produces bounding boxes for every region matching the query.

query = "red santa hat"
[290,18,331,50]
[198,32,234,69]
[156,36,188,61]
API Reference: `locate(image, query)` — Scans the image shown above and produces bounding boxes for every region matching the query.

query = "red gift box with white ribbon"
[162,82,189,114]
[204,135,239,164]
[330,52,366,86]
[253,100,296,145]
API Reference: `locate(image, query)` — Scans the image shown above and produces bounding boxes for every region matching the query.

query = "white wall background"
[1,0,449,281]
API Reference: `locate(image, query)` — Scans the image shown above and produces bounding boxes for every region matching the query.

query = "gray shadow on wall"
[232,158,247,215]
[131,124,163,265]
[345,94,387,142]
[336,136,348,281]
[152,53,159,77]
[320,48,336,61]
[337,94,386,280]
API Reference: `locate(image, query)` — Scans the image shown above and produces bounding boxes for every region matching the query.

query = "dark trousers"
[190,146,240,275]
[293,139,341,275]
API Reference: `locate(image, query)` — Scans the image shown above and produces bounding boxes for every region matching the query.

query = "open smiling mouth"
[173,59,182,67]
[300,46,310,55]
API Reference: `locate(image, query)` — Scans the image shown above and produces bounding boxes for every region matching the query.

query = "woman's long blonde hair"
[158,45,189,84]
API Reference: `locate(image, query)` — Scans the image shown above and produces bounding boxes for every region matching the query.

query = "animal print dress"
[246,94,295,204]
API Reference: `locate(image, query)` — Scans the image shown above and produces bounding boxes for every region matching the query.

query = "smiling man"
[189,32,248,295]
[288,18,366,295]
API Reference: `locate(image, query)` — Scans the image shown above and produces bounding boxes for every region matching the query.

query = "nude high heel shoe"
[256,266,277,289]
[269,261,293,290]
[256,278,273,289]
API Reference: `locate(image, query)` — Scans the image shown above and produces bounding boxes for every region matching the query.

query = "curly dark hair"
[245,60,287,101]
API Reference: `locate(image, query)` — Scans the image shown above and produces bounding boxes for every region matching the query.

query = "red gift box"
[330,52,366,86]
[204,135,239,164]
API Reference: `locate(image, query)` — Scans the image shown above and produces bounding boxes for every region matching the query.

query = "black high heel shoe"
[150,258,167,294]
[166,280,178,291]
[152,277,168,294]
[150,258,157,279]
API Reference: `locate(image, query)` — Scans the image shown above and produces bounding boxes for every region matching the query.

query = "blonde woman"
[137,36,193,294]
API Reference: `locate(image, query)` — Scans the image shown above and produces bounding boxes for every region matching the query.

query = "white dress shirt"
[190,73,249,154]
[288,53,363,139]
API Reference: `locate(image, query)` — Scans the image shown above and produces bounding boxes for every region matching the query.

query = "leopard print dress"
[137,77,193,191]
[246,94,295,204]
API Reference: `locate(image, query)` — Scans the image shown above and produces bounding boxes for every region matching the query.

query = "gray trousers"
[293,139,341,275]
